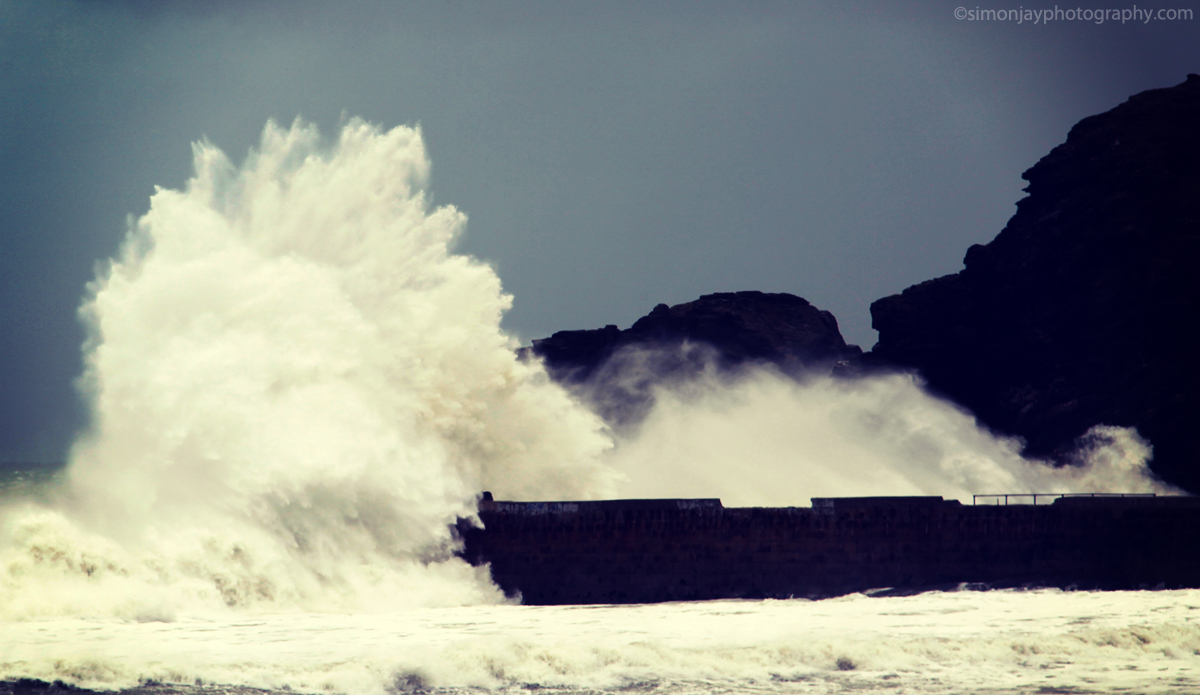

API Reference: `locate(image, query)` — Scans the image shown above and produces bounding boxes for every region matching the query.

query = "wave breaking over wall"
[0,117,1180,625]
[0,119,619,619]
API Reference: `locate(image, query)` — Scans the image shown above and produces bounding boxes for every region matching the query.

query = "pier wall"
[456,496,1200,604]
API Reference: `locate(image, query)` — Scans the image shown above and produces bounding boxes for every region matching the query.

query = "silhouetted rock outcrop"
[526,291,860,425]
[866,75,1200,492]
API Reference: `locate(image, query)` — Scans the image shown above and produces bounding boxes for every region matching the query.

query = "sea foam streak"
[1,118,618,619]
[3,590,1199,694]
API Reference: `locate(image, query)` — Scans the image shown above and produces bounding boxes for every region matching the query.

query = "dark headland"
[527,74,1200,495]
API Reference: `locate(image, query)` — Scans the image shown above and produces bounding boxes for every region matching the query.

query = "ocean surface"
[4,587,1199,695]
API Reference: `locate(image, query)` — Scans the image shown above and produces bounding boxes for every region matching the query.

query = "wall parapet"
[457,494,1200,605]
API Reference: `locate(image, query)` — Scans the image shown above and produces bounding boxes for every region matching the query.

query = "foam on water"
[3,589,1199,694]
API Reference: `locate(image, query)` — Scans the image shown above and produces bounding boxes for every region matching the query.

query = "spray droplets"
[2,118,617,618]
[606,368,1176,506]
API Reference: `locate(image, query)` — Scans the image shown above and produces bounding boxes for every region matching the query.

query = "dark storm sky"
[1,0,1197,464]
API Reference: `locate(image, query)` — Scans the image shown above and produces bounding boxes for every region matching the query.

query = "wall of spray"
[0,118,1178,621]
[1,119,619,619]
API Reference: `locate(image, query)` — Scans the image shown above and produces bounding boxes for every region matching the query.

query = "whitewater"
[1,118,1194,694]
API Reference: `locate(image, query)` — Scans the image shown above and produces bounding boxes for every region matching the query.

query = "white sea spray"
[608,367,1175,506]
[1,118,619,619]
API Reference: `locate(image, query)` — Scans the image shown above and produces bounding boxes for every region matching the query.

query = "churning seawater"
[3,588,1199,694]
[1,118,1190,694]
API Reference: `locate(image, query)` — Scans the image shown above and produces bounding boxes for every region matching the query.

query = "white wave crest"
[1,118,619,618]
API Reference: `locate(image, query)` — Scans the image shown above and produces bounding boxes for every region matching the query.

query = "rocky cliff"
[525,77,1199,491]
[525,291,861,425]
[867,75,1200,492]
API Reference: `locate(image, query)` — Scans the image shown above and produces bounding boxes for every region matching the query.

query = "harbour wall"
[455,495,1200,604]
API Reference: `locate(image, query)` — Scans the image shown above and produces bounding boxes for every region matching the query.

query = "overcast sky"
[1,0,1197,464]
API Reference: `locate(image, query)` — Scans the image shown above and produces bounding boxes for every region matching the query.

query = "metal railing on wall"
[972,492,1157,505]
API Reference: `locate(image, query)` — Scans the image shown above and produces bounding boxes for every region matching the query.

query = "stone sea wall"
[456,496,1200,604]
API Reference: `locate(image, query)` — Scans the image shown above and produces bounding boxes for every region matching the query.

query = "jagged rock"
[526,291,861,425]
[525,324,624,383]
[866,74,1200,492]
